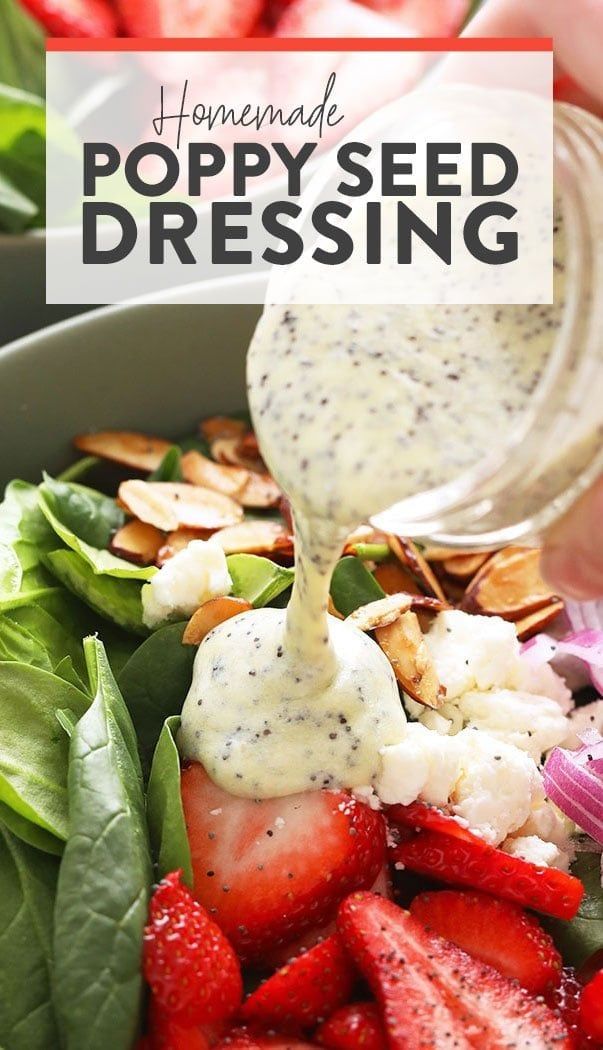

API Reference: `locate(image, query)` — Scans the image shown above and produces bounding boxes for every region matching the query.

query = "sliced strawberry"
[580,971,603,1042]
[338,893,571,1050]
[181,763,386,961]
[409,890,562,994]
[216,1031,319,1050]
[117,0,263,37]
[241,934,356,1031]
[392,829,584,920]
[545,969,602,1050]
[19,0,118,37]
[358,0,468,35]
[148,999,211,1050]
[275,0,401,37]
[316,1002,386,1050]
[143,871,242,1027]
[387,801,476,842]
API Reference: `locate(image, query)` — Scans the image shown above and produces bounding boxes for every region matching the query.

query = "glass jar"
[374,102,603,549]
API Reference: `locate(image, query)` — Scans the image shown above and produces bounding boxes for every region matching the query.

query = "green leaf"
[0,0,45,98]
[546,851,603,968]
[0,541,22,597]
[330,556,385,617]
[147,716,193,886]
[227,553,294,608]
[44,548,148,636]
[148,446,183,482]
[0,662,89,841]
[0,801,63,856]
[0,481,56,608]
[118,622,195,775]
[0,614,53,670]
[58,457,101,484]
[0,168,37,232]
[0,826,60,1050]
[351,543,391,563]
[0,85,45,229]
[53,638,152,1050]
[6,602,89,681]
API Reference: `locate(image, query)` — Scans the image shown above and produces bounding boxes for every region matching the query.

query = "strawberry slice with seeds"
[181,763,387,962]
[216,1033,319,1050]
[147,999,212,1050]
[358,0,469,35]
[316,1002,386,1050]
[387,801,476,842]
[338,892,571,1050]
[143,870,242,1027]
[240,934,356,1031]
[19,0,118,36]
[116,0,263,37]
[391,829,584,920]
[410,890,562,994]
[580,971,603,1043]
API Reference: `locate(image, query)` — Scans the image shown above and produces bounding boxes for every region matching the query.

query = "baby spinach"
[547,851,603,968]
[0,662,89,841]
[57,456,100,484]
[0,85,45,231]
[0,0,44,99]
[6,602,89,681]
[0,614,53,670]
[53,638,152,1050]
[147,716,193,886]
[0,827,60,1050]
[0,480,55,602]
[118,622,195,775]
[148,445,182,482]
[0,800,63,856]
[330,555,385,617]
[227,553,294,608]
[40,475,155,581]
[44,548,148,636]
[352,542,391,562]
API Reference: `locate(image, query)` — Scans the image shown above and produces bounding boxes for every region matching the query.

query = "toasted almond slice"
[348,594,414,631]
[73,430,172,472]
[460,546,556,621]
[183,595,253,645]
[238,432,261,459]
[328,595,344,620]
[422,544,495,562]
[181,449,249,498]
[373,560,423,596]
[200,416,247,442]
[375,610,446,709]
[388,535,447,601]
[211,520,293,557]
[156,527,210,566]
[239,472,281,509]
[442,552,492,580]
[119,480,243,532]
[109,520,164,566]
[211,436,266,474]
[515,600,565,641]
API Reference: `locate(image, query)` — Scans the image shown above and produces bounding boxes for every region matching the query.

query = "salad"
[0,416,602,1050]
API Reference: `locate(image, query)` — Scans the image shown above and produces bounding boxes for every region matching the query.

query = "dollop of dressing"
[179,216,565,798]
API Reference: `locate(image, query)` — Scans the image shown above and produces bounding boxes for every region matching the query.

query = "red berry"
[115,0,262,37]
[19,0,117,37]
[316,1002,386,1050]
[143,871,242,1027]
[580,971,603,1043]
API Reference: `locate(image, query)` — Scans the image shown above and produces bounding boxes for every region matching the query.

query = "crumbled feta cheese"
[516,799,575,850]
[563,699,603,749]
[352,785,382,810]
[511,659,573,712]
[501,834,570,871]
[377,723,461,807]
[425,609,522,699]
[456,688,569,762]
[450,728,544,846]
[142,540,231,628]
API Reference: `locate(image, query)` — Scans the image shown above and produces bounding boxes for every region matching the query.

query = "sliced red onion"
[521,628,603,695]
[521,633,558,663]
[565,600,603,634]
[544,739,603,845]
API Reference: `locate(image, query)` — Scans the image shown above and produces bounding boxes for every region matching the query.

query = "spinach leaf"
[178,433,210,456]
[0,614,53,670]
[148,446,182,482]
[6,602,89,681]
[0,85,45,229]
[39,476,155,581]
[227,553,294,608]
[0,0,45,98]
[147,715,193,886]
[0,480,55,602]
[0,801,63,856]
[57,457,100,484]
[0,168,37,231]
[547,852,603,967]
[330,556,385,617]
[351,542,391,562]
[53,638,152,1050]
[44,548,148,636]
[118,622,195,775]
[0,662,89,841]
[0,827,60,1050]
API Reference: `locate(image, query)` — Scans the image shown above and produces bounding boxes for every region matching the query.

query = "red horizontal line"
[46,36,553,52]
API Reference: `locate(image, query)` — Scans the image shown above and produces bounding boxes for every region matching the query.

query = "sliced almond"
[375,610,446,709]
[388,535,447,601]
[515,600,565,641]
[110,520,164,566]
[328,595,344,620]
[181,449,249,498]
[460,546,556,621]
[442,552,492,580]
[422,544,495,562]
[238,431,261,459]
[211,436,265,474]
[373,560,423,596]
[200,416,247,442]
[183,596,253,645]
[211,520,293,557]
[119,480,243,532]
[239,472,281,509]
[347,594,414,631]
[156,528,209,566]
[73,430,172,472]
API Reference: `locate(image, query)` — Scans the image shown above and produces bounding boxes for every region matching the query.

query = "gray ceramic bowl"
[0,273,266,489]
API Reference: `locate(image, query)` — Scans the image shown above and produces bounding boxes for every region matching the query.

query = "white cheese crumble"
[141,540,232,628]
[454,688,569,763]
[501,835,570,871]
[563,699,603,749]
[424,609,522,699]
